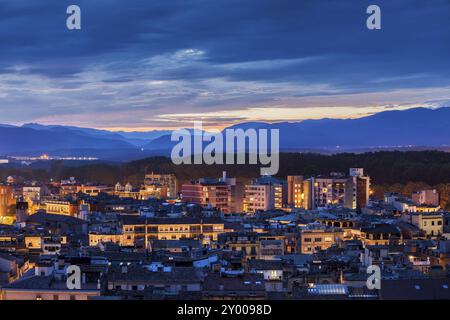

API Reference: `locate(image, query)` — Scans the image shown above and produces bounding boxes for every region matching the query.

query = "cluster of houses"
[0,169,449,300]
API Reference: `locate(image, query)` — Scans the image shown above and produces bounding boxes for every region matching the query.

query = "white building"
[243,184,274,213]
[409,212,444,237]
[23,186,42,202]
[243,176,284,213]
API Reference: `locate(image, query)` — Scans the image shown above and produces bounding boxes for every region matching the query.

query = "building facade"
[181,177,232,213]
[144,173,178,198]
[412,189,440,206]
[243,176,285,214]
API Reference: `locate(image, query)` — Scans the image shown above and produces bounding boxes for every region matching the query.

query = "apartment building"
[92,216,228,248]
[143,173,178,198]
[218,232,260,259]
[287,175,313,209]
[412,189,440,206]
[182,181,231,213]
[22,186,42,202]
[0,185,14,218]
[300,226,343,254]
[309,175,347,209]
[181,173,238,214]
[43,200,78,217]
[243,176,285,214]
[409,212,444,237]
[345,168,371,209]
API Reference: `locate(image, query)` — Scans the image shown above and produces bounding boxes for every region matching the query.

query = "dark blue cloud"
[0,0,449,127]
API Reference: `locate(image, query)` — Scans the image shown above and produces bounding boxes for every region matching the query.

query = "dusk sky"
[0,0,449,130]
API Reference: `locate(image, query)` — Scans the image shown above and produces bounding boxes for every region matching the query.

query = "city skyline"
[1,0,450,307]
[0,151,449,301]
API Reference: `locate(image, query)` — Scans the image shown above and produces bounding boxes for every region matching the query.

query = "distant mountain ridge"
[0,126,133,152]
[1,107,449,161]
[250,107,450,149]
[21,123,170,146]
[141,107,450,151]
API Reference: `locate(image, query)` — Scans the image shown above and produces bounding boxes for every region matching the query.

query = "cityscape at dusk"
[0,0,449,313]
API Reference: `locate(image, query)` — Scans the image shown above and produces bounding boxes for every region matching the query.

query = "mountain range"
[1,107,449,161]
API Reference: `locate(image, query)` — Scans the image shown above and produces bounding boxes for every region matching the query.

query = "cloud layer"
[0,0,449,129]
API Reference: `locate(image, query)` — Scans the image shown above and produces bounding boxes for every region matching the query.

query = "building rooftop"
[26,212,86,225]
[203,272,265,293]
[247,259,284,270]
[3,269,99,291]
[119,215,225,226]
[380,279,450,300]
[107,265,203,283]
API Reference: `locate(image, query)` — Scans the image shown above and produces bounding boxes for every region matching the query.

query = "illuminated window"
[269,270,279,280]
